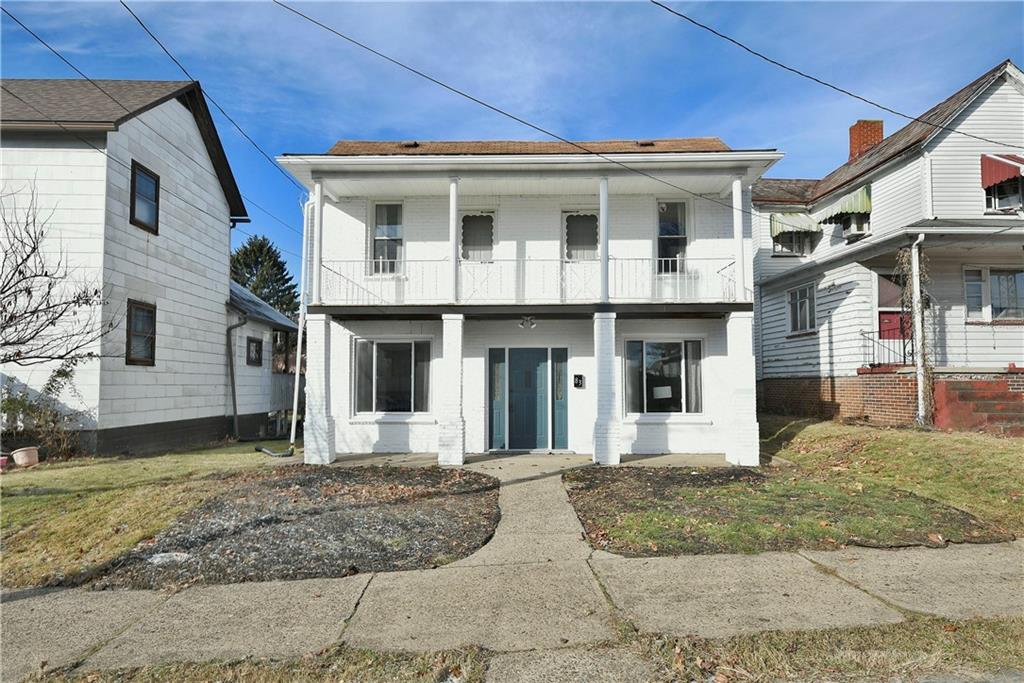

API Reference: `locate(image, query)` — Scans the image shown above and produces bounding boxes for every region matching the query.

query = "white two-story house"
[1,79,298,454]
[752,60,1024,434]
[280,138,781,466]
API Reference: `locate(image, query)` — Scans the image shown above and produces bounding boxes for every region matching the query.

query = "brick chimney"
[849,120,884,160]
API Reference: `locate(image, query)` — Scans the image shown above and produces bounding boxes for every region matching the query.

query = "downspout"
[911,233,927,424]
[227,310,248,439]
[289,198,312,447]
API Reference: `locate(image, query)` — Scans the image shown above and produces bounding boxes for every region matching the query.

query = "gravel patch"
[95,466,499,589]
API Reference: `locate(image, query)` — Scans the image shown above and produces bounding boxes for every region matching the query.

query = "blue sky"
[4,1,1022,277]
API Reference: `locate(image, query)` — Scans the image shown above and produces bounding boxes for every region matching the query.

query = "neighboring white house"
[279,138,782,466]
[1,79,297,454]
[752,60,1024,432]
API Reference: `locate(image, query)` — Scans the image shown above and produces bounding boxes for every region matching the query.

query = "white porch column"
[311,179,325,304]
[304,313,336,464]
[437,313,466,465]
[593,311,620,465]
[731,176,746,298]
[599,176,610,303]
[725,311,759,466]
[449,177,459,303]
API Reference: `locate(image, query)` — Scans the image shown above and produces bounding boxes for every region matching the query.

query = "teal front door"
[508,348,548,450]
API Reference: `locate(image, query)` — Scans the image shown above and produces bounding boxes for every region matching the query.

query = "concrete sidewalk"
[3,453,1022,682]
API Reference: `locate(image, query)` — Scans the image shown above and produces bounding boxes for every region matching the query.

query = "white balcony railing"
[318,257,741,306]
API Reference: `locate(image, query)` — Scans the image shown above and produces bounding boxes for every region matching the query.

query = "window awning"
[770,212,820,238]
[820,185,871,221]
[981,154,1024,189]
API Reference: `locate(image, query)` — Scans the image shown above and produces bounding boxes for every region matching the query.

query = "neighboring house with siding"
[1,79,297,454]
[752,60,1024,433]
[279,138,781,466]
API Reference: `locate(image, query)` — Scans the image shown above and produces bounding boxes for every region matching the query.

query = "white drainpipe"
[911,233,927,424]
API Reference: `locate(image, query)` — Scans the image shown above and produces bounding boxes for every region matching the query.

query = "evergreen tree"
[230,235,299,317]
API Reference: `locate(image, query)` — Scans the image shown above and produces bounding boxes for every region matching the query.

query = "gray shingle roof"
[753,59,1017,205]
[229,281,298,331]
[1,79,248,221]
[323,138,733,156]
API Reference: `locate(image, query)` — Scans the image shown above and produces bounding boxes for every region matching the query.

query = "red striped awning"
[981,154,1024,189]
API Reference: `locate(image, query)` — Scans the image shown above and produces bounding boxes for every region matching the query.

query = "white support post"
[449,177,459,303]
[599,176,610,303]
[289,199,313,446]
[312,179,325,304]
[303,313,336,464]
[725,311,759,466]
[438,313,465,465]
[911,233,927,424]
[593,312,620,465]
[731,176,746,299]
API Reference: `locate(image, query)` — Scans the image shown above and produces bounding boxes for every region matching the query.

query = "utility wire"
[118,0,307,193]
[1,5,304,239]
[649,0,1024,151]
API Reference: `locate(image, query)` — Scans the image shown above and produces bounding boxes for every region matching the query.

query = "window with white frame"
[964,266,1024,321]
[788,283,816,333]
[985,178,1023,213]
[773,232,813,256]
[624,339,703,414]
[372,203,403,274]
[354,339,431,413]
[461,213,494,261]
[657,201,686,273]
[564,212,598,261]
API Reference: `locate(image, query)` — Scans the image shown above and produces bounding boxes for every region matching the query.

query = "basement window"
[355,339,431,413]
[624,339,703,414]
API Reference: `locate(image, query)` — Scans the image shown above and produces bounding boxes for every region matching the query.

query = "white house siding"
[924,257,1024,367]
[0,134,108,429]
[226,313,296,419]
[758,262,875,378]
[323,315,750,459]
[928,76,1024,218]
[96,99,232,433]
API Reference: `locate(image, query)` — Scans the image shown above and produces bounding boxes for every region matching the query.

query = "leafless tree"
[1,183,112,366]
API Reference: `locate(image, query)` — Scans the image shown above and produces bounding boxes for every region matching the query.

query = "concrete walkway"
[3,453,1022,682]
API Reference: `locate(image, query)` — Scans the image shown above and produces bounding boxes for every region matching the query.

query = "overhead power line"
[118,0,307,193]
[649,0,1024,151]
[1,5,304,239]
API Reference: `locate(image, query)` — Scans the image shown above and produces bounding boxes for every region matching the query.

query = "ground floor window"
[355,339,430,413]
[964,266,1024,321]
[624,339,702,414]
[787,283,816,333]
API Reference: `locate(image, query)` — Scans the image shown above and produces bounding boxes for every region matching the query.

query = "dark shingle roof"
[753,59,1017,205]
[229,281,297,331]
[324,138,732,156]
[1,79,247,221]
[751,179,818,204]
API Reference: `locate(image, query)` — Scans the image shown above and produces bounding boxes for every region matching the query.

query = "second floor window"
[130,160,159,234]
[788,284,816,333]
[564,212,598,261]
[986,177,1023,213]
[372,203,402,274]
[461,213,494,261]
[773,232,813,256]
[657,201,686,273]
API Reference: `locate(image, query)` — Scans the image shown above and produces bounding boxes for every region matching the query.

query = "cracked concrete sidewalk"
[3,453,1022,682]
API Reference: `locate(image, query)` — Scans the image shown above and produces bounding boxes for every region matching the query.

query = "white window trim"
[786,282,817,334]
[459,209,496,262]
[963,264,1024,322]
[352,336,433,417]
[622,336,706,417]
[367,200,405,279]
[653,198,692,270]
[984,177,1024,214]
[561,208,600,262]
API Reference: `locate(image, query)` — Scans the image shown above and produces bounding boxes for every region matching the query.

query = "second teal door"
[508,348,548,449]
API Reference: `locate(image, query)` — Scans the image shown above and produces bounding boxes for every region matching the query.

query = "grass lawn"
[1,440,294,588]
[565,417,1023,556]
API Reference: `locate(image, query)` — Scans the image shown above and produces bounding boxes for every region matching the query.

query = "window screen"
[461,214,494,261]
[565,213,598,260]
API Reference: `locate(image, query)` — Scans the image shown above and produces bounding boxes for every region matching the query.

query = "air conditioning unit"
[841,214,871,241]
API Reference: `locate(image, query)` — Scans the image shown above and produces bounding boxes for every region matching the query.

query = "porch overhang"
[308,301,752,321]
[758,219,1024,291]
